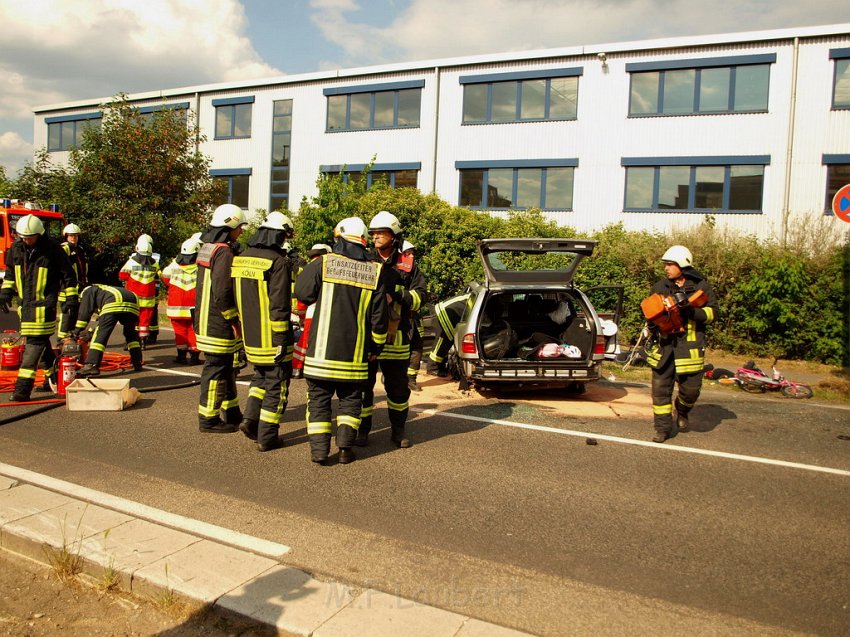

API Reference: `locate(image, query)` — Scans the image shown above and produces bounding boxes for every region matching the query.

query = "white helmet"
[368,210,402,236]
[335,217,368,246]
[311,243,332,253]
[661,245,693,268]
[401,240,414,253]
[135,234,153,256]
[210,203,247,229]
[180,236,201,255]
[261,211,294,231]
[15,214,44,236]
[63,223,81,236]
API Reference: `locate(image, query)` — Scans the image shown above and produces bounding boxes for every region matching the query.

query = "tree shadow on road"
[687,402,738,433]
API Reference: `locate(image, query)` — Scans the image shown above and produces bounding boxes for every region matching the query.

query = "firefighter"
[401,240,426,392]
[161,236,201,365]
[646,245,718,443]
[291,243,332,379]
[232,212,295,452]
[119,234,162,347]
[294,217,387,465]
[426,293,473,377]
[58,223,88,339]
[73,284,144,377]
[0,215,78,402]
[357,211,426,449]
[194,204,247,434]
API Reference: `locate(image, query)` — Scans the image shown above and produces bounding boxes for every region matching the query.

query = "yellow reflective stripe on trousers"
[198,379,219,417]
[387,398,409,411]
[18,367,36,380]
[337,414,360,431]
[249,386,266,400]
[653,403,673,415]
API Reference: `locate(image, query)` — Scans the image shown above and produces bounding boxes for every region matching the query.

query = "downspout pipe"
[431,66,441,194]
[781,37,800,247]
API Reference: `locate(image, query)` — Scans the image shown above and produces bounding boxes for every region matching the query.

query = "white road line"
[0,462,290,558]
[412,408,850,477]
[144,364,251,386]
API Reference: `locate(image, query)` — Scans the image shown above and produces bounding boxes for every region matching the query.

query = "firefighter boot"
[129,348,144,372]
[674,400,690,432]
[36,372,58,393]
[239,418,258,441]
[391,425,411,449]
[309,433,331,464]
[77,363,100,378]
[174,350,188,365]
[354,420,371,447]
[408,374,421,392]
[188,351,202,365]
[338,448,355,464]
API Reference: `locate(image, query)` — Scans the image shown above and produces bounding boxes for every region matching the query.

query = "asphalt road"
[0,324,848,636]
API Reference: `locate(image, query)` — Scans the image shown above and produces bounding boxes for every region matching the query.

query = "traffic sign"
[832,183,850,223]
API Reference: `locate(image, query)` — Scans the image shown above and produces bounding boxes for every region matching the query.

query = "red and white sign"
[832,183,850,223]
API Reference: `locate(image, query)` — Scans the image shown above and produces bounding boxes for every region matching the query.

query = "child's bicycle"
[730,359,814,399]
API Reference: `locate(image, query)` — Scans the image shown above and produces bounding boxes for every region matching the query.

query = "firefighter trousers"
[651,357,703,434]
[198,353,242,428]
[306,378,362,459]
[84,312,142,368]
[243,364,290,447]
[360,358,410,439]
[15,335,56,398]
[169,317,197,351]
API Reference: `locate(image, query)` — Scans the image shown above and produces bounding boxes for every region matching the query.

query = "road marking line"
[144,365,252,386]
[0,463,290,558]
[412,408,850,477]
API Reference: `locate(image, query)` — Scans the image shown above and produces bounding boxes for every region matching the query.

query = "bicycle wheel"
[740,382,765,393]
[781,384,813,399]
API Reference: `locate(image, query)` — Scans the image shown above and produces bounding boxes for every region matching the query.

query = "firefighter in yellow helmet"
[294,217,388,465]
[0,215,78,402]
[194,204,247,433]
[645,245,719,443]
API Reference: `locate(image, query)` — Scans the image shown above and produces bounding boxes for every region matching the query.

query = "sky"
[1,0,849,174]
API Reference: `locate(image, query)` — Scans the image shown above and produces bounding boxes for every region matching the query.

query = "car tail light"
[461,333,477,354]
[593,334,606,355]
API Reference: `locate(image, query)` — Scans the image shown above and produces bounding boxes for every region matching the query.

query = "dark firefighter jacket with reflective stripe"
[434,293,473,340]
[59,241,87,302]
[0,236,78,336]
[232,246,292,366]
[75,285,139,330]
[369,248,427,361]
[645,268,718,374]
[193,242,242,355]
[294,251,387,382]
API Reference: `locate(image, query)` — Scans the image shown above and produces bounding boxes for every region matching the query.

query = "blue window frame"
[320,162,420,189]
[46,112,101,151]
[823,154,850,214]
[211,168,251,209]
[213,96,254,139]
[460,68,582,124]
[137,102,190,126]
[324,80,423,132]
[622,156,769,213]
[830,49,850,110]
[627,54,774,116]
[455,159,577,210]
[270,99,293,212]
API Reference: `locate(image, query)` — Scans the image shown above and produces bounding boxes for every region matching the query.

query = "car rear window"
[485,249,580,273]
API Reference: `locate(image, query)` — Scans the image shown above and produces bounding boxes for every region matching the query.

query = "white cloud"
[0,132,34,176]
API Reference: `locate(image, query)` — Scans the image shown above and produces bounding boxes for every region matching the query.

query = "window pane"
[215,107,231,137]
[520,80,546,120]
[835,60,850,107]
[273,115,291,132]
[48,123,60,150]
[271,167,289,182]
[231,175,249,208]
[349,93,371,129]
[463,84,488,122]
[212,176,229,206]
[270,195,288,212]
[544,167,574,209]
[734,65,769,111]
[233,104,252,137]
[271,182,289,195]
[394,170,417,189]
[549,77,578,119]
[630,73,659,115]
[487,169,513,207]
[699,67,731,112]
[60,121,75,150]
[515,169,542,208]
[373,92,394,127]
[658,166,690,208]
[460,170,484,206]
[273,99,292,116]
[272,135,290,166]
[74,122,87,147]
[491,82,517,122]
[625,167,654,208]
[662,69,695,114]
[327,95,347,130]
[397,88,420,126]
[729,165,763,210]
[694,166,724,208]
[371,171,391,187]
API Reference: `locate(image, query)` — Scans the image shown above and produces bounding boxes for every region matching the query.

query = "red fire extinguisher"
[0,330,23,370]
[57,356,77,395]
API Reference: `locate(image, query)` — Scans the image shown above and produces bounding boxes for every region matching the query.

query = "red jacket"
[161,260,197,319]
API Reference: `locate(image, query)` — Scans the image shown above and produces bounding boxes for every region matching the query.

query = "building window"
[324,80,423,132]
[320,163,420,189]
[46,112,101,151]
[627,54,774,116]
[211,169,251,209]
[269,99,293,213]
[137,103,189,126]
[213,96,254,139]
[455,160,577,210]
[460,68,581,124]
[622,156,769,212]
[823,155,850,214]
[830,48,850,109]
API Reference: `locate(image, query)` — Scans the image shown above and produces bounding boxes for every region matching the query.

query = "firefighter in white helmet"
[119,233,162,347]
[194,204,247,433]
[58,222,88,338]
[400,240,426,391]
[161,236,202,365]
[646,245,719,443]
[0,215,78,402]
[294,217,388,465]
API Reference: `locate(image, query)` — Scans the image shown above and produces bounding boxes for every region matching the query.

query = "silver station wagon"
[451,238,622,391]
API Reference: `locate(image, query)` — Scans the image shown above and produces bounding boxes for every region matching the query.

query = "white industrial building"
[34,23,850,240]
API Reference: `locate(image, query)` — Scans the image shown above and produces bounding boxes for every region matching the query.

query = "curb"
[0,471,532,637]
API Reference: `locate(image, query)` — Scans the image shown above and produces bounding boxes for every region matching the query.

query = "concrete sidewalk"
[0,470,531,637]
